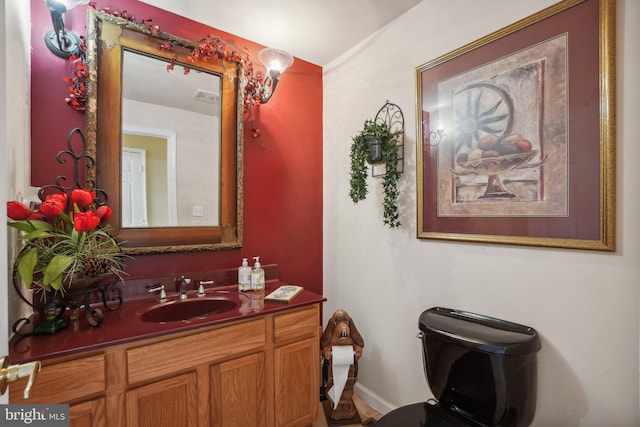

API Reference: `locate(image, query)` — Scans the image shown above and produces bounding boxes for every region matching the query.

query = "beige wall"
[323,1,640,426]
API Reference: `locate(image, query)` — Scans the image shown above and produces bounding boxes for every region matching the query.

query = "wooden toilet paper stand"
[320,309,365,421]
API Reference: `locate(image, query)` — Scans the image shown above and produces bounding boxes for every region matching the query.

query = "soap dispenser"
[238,258,251,291]
[250,256,265,291]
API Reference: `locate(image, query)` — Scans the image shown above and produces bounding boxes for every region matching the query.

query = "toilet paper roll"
[327,345,355,409]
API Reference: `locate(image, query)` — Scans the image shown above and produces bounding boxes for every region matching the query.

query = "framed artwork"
[416,0,615,250]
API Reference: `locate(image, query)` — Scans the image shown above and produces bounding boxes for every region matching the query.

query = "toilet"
[376,307,541,427]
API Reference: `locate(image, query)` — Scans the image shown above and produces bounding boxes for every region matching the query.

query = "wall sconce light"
[44,0,89,58]
[257,47,294,104]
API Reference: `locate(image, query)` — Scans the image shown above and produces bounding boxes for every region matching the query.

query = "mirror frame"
[85,10,244,254]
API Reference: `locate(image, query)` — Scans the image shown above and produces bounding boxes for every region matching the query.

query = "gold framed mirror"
[85,10,243,254]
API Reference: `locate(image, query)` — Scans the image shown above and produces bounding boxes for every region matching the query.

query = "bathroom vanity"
[8,284,324,427]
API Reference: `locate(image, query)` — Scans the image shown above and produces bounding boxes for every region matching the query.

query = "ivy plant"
[349,120,401,228]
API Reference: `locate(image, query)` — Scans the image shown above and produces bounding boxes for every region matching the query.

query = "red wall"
[30,0,323,295]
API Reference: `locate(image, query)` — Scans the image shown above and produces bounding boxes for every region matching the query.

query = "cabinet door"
[210,352,266,427]
[126,371,198,427]
[274,338,318,427]
[70,398,106,427]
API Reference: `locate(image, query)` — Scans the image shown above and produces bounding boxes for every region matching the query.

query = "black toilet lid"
[376,402,478,427]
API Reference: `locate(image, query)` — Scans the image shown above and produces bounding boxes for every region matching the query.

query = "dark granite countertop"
[9,281,325,364]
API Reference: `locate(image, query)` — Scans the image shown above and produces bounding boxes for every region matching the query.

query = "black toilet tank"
[418,307,541,427]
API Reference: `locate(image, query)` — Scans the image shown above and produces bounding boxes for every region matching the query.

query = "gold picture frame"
[416,0,615,250]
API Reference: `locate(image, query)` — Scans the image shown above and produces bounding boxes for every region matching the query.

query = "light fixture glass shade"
[44,0,89,58]
[258,48,294,75]
[45,0,90,11]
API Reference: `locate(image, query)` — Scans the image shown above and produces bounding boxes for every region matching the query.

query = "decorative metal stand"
[11,128,123,336]
[59,278,122,327]
[372,100,404,177]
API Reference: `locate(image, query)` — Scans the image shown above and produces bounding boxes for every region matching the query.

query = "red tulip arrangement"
[7,188,125,295]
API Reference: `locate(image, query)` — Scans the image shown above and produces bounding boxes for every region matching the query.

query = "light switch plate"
[192,206,204,217]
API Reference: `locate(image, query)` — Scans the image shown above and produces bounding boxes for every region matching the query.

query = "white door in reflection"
[122,147,148,227]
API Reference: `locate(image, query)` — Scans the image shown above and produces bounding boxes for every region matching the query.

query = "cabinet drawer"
[273,305,319,344]
[127,318,266,383]
[10,354,106,404]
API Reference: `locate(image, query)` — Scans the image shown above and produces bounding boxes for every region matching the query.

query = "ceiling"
[123,51,221,116]
[140,0,423,66]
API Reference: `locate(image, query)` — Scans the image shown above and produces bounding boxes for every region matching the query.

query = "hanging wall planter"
[349,102,404,228]
[357,121,392,165]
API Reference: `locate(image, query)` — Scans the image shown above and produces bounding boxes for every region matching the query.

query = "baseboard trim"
[354,383,397,415]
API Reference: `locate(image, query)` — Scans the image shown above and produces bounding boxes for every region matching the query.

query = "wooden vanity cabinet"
[9,303,320,427]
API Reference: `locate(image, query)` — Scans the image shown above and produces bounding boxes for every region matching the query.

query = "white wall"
[1,2,8,399]
[323,1,640,426]
[3,0,31,339]
[2,0,31,402]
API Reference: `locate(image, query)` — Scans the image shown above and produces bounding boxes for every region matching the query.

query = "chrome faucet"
[148,285,167,303]
[175,276,192,300]
[197,280,214,297]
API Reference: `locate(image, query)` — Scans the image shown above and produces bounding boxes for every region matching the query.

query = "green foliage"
[381,137,401,228]
[349,137,369,203]
[349,120,401,228]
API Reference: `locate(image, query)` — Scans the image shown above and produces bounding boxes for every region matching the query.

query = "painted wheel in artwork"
[453,82,514,154]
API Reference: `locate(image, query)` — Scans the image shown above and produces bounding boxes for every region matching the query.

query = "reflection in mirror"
[85,10,243,254]
[121,51,221,228]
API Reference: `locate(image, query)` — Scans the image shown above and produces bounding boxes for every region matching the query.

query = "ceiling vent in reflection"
[192,89,219,104]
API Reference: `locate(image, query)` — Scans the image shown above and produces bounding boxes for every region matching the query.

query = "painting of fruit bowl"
[451,129,547,199]
[455,149,544,199]
[456,149,538,176]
